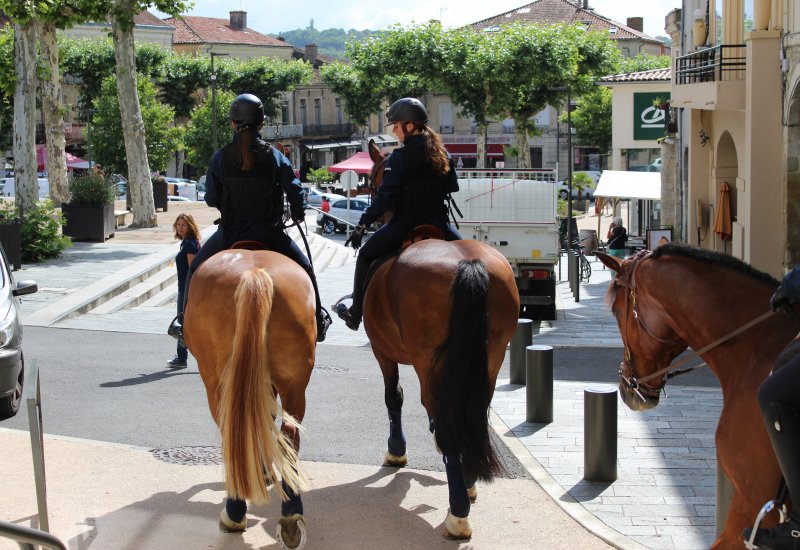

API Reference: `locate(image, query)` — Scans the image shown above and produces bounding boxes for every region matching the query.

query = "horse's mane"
[651,243,780,286]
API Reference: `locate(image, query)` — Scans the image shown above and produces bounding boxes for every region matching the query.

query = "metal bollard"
[526,345,553,423]
[510,319,533,385]
[584,386,617,482]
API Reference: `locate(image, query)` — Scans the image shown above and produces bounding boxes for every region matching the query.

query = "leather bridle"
[615,250,777,402]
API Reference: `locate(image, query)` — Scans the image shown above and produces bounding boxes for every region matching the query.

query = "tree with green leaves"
[91,75,183,178]
[107,0,190,228]
[183,90,236,177]
[569,86,612,155]
[0,25,14,155]
[321,62,384,140]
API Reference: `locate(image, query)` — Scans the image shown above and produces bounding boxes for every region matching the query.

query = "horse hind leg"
[442,452,473,540]
[378,356,408,467]
[276,418,308,550]
[219,498,247,532]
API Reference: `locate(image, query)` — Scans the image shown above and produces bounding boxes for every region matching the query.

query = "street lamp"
[210,51,229,152]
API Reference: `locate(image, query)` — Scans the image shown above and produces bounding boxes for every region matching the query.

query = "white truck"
[455,168,559,320]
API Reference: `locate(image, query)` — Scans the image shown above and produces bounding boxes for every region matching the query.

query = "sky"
[154,0,682,41]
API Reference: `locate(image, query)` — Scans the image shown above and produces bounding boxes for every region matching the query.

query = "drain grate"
[150,446,222,466]
[314,364,348,374]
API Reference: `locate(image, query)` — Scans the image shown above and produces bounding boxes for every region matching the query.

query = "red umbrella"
[713,181,732,245]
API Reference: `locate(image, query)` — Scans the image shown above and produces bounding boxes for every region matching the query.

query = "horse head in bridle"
[597,249,689,411]
[366,139,392,225]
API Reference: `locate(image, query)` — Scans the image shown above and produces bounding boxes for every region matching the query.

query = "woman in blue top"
[335,97,461,330]
[167,213,201,368]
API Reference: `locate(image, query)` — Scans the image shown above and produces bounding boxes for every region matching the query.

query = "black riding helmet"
[386,98,428,125]
[229,93,265,127]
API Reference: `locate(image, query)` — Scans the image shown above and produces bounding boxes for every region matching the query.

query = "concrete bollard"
[584,386,618,482]
[526,345,553,423]
[510,319,533,385]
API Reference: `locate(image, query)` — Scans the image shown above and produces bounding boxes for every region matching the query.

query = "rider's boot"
[742,402,800,549]
[167,268,193,348]
[335,258,366,331]
[303,264,331,343]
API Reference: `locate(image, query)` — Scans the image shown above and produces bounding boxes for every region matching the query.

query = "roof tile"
[165,16,294,48]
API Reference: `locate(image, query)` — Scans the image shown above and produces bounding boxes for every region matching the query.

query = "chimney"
[627,17,644,32]
[305,43,318,65]
[229,11,247,30]
[583,0,589,9]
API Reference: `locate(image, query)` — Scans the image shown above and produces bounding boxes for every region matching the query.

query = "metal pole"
[211,53,218,152]
[510,319,533,385]
[583,385,617,482]
[525,345,553,423]
[566,89,574,254]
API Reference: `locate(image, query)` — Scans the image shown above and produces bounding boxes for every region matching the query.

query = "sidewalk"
[2,204,721,549]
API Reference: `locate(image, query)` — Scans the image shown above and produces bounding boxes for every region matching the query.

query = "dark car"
[0,244,37,419]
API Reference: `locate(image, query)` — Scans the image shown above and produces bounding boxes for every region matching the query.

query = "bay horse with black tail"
[185,247,315,549]
[597,244,800,549]
[358,140,520,539]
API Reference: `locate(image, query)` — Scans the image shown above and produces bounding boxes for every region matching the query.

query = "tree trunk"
[476,124,488,168]
[12,21,38,214]
[39,23,69,206]
[513,122,531,169]
[111,13,156,228]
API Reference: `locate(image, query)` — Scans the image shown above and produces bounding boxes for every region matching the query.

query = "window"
[314,98,321,125]
[300,99,307,127]
[335,98,343,125]
[281,101,289,124]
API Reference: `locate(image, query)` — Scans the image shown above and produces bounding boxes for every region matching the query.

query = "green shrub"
[308,167,336,185]
[68,173,116,205]
[0,200,71,262]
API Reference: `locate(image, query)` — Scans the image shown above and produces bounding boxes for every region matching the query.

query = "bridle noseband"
[616,250,777,402]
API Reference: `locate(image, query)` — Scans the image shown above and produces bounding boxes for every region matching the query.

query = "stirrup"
[167,315,185,348]
[744,499,789,549]
[333,302,361,331]
[317,307,332,343]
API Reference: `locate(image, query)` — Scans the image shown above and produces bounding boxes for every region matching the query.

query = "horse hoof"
[467,485,478,503]
[442,511,472,540]
[276,513,307,550]
[383,450,408,467]
[219,508,247,532]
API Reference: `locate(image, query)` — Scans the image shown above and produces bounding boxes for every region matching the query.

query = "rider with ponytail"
[169,93,331,343]
[335,97,461,331]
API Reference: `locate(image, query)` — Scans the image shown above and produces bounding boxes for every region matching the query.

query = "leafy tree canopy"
[184,89,236,177]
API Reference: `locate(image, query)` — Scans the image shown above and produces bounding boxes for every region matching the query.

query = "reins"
[620,250,779,392]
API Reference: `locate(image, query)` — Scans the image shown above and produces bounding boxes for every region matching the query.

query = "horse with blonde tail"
[185,247,316,550]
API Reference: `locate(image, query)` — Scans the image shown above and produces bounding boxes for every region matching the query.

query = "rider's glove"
[345,224,366,251]
[290,205,306,224]
[770,286,795,313]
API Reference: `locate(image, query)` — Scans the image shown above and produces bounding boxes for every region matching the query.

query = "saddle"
[401,224,445,250]
[230,240,268,251]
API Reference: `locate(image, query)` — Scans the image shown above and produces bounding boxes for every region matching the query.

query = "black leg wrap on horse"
[387,409,407,457]
[280,479,304,517]
[443,453,470,518]
[226,497,247,523]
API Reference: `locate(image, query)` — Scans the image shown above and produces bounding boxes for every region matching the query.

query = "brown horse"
[184,248,315,549]
[597,244,800,549]
[359,140,520,539]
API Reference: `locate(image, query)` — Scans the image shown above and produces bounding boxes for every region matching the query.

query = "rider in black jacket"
[334,97,461,330]
[168,94,331,343]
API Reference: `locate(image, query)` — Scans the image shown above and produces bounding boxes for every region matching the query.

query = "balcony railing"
[676,44,746,84]
[303,123,356,136]
[262,123,303,139]
[439,125,454,134]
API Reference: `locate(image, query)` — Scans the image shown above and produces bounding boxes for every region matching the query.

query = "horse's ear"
[596,251,623,273]
[368,140,383,163]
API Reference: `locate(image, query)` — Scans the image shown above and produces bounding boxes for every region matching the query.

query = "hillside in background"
[271,19,384,60]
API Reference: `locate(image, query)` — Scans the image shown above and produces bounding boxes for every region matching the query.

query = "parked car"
[316,196,371,234]
[0,243,37,419]
[557,170,602,200]
[304,186,339,207]
[167,195,192,202]
[2,177,50,198]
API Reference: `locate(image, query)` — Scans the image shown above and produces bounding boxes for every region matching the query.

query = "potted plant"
[62,172,117,241]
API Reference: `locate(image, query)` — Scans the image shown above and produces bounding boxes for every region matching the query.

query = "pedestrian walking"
[167,213,201,369]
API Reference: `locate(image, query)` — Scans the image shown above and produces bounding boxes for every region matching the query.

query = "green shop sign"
[633,92,670,140]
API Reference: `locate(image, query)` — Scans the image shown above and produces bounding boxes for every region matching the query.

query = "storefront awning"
[594,170,661,200]
[444,143,504,158]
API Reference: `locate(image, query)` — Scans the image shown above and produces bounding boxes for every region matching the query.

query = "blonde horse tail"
[218,268,305,503]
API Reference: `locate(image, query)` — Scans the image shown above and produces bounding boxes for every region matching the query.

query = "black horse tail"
[433,258,502,482]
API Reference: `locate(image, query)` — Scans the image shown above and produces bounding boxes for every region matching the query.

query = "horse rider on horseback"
[744,266,800,549]
[168,93,332,343]
[334,97,462,330]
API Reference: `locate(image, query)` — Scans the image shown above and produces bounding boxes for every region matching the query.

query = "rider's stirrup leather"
[333,303,360,331]
[317,307,332,342]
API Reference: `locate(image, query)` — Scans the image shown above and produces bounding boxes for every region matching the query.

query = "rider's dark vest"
[395,140,450,226]
[219,138,282,239]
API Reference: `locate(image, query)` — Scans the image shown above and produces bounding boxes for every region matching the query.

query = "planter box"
[126,180,169,212]
[62,203,115,242]
[0,222,21,270]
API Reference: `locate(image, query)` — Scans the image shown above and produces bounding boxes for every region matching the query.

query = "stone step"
[140,283,178,308]
[89,267,177,315]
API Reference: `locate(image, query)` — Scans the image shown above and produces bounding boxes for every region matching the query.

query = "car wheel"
[0,358,23,420]
[558,190,568,200]
[322,219,335,234]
